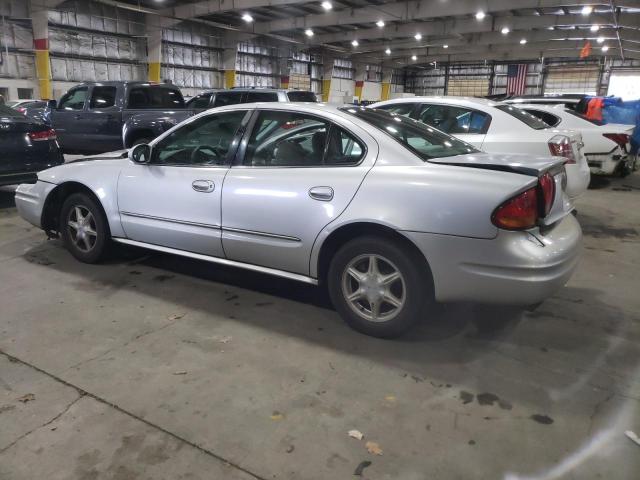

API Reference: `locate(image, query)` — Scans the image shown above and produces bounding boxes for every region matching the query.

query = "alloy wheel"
[67,205,98,252]
[341,254,406,323]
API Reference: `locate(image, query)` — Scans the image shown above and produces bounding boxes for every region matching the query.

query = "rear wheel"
[328,236,431,338]
[59,193,109,263]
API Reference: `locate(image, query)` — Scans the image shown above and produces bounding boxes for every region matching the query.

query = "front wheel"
[328,236,432,338]
[59,193,110,263]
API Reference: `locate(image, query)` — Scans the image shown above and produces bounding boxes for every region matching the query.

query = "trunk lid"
[431,152,573,227]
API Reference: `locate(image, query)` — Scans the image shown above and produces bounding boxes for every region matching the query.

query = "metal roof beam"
[252,0,620,34]
[161,0,315,20]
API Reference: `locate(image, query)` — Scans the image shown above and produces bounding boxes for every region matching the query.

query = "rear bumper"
[565,162,590,199]
[403,214,582,305]
[0,172,37,187]
[15,180,57,229]
[586,153,633,175]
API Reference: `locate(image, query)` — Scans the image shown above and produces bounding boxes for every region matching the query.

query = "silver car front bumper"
[15,180,57,229]
[403,214,582,305]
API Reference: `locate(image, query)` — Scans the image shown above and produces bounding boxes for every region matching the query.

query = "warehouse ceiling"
[110,1,640,63]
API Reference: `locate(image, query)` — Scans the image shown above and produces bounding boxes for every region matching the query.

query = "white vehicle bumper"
[15,180,57,229]
[403,214,582,306]
[586,152,631,175]
[565,161,591,200]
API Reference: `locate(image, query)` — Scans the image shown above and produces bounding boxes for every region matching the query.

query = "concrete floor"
[0,173,639,480]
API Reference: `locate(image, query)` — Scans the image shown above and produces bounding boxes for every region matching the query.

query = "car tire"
[132,137,153,147]
[328,236,432,338]
[59,193,110,263]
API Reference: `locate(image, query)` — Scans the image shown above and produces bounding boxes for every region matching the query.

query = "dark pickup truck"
[122,88,317,148]
[45,81,186,153]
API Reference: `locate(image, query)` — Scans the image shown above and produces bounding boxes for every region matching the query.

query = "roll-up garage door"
[447,78,489,97]
[607,70,640,100]
[544,66,599,95]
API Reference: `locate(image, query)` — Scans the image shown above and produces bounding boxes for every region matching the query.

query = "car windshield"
[494,104,549,130]
[342,106,479,160]
[287,91,317,102]
[565,108,605,126]
[0,105,24,118]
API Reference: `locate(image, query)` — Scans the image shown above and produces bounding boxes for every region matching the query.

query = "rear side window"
[187,94,212,109]
[90,86,117,109]
[286,91,317,102]
[128,87,185,109]
[58,87,88,110]
[213,91,244,108]
[494,104,548,130]
[0,105,23,118]
[375,103,416,117]
[524,109,561,127]
[246,91,279,102]
[417,104,491,135]
[243,110,365,167]
[342,106,478,160]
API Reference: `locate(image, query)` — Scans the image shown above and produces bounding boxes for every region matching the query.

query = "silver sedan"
[15,103,582,338]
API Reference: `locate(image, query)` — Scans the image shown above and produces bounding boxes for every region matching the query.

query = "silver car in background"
[15,103,582,338]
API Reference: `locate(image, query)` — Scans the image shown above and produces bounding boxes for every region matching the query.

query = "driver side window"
[152,110,247,166]
[58,87,88,111]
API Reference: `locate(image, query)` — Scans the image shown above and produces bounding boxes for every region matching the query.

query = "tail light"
[548,135,576,164]
[28,128,57,141]
[603,133,629,151]
[492,173,556,230]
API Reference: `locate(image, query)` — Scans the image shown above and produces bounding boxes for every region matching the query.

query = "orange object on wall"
[586,97,604,121]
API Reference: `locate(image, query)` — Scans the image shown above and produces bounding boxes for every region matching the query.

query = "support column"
[146,14,162,83]
[321,55,334,102]
[354,63,366,102]
[30,5,51,99]
[381,68,393,100]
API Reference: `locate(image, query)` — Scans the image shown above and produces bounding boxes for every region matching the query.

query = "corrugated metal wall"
[236,42,279,88]
[47,0,146,82]
[161,23,223,93]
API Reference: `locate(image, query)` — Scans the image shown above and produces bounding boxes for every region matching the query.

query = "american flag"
[507,64,528,96]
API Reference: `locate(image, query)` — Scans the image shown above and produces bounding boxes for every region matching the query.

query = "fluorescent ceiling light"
[376,20,385,27]
[476,11,486,20]
[385,47,391,54]
[411,55,417,61]
[581,6,593,15]
[501,27,510,34]
[597,36,605,43]
[443,44,448,49]
[351,39,359,47]
[305,28,314,37]
[520,38,527,44]
[321,1,332,10]
[602,45,609,52]
[590,25,599,32]
[241,13,253,22]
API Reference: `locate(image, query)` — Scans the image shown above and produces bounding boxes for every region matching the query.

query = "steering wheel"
[189,144,226,165]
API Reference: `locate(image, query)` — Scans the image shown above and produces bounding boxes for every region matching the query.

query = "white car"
[511,103,637,176]
[371,97,591,199]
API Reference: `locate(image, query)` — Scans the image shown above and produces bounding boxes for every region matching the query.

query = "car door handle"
[192,180,215,193]
[309,186,334,201]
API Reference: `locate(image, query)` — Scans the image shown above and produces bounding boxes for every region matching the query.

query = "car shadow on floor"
[0,189,17,210]
[19,237,628,379]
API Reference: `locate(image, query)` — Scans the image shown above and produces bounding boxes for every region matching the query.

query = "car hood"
[66,150,128,163]
[429,152,565,176]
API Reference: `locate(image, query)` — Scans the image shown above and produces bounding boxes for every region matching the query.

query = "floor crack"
[0,393,85,455]
[0,349,267,480]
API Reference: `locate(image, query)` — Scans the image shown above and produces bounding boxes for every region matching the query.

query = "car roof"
[510,103,566,111]
[376,96,498,108]
[74,81,178,88]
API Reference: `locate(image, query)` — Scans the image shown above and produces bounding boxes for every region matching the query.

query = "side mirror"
[129,143,151,164]
[47,99,57,109]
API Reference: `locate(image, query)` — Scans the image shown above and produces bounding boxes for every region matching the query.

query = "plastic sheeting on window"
[48,0,144,36]
[0,21,33,50]
[161,67,215,89]
[50,57,145,82]
[0,52,35,78]
[48,27,144,62]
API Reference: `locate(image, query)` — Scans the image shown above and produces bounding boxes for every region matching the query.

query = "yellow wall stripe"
[322,79,331,102]
[381,82,391,101]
